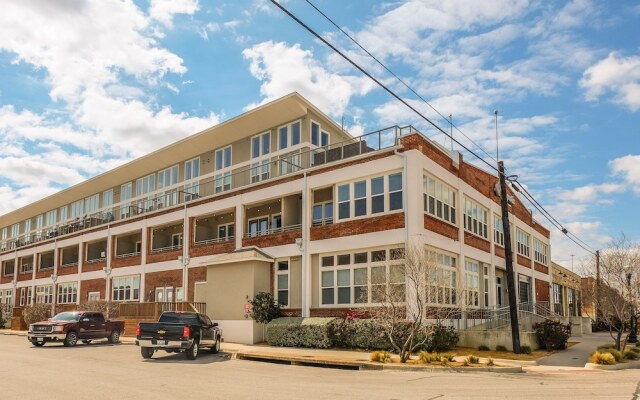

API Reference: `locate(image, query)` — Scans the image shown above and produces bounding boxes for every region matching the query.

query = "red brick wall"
[535,278,550,302]
[534,262,549,274]
[464,232,491,253]
[147,249,182,264]
[58,265,78,276]
[190,241,235,258]
[17,271,32,282]
[83,260,106,273]
[401,134,459,174]
[80,278,105,302]
[35,268,52,279]
[310,213,404,241]
[424,214,458,240]
[281,308,302,317]
[188,266,206,302]
[144,269,183,301]
[0,274,12,284]
[517,254,531,268]
[242,229,301,248]
[112,255,141,268]
[494,245,505,259]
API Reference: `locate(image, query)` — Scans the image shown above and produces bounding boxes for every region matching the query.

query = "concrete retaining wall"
[457,331,539,351]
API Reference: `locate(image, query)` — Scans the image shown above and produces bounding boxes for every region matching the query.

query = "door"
[92,313,107,338]
[79,313,101,339]
[199,314,215,346]
[496,276,503,308]
[518,275,531,304]
[155,287,174,303]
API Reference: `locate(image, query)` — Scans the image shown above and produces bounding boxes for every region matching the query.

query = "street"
[0,334,638,399]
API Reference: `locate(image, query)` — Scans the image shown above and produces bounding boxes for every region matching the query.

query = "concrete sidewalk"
[536,331,614,367]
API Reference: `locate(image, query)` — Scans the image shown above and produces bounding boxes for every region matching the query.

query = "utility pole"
[498,161,521,353]
[596,250,600,323]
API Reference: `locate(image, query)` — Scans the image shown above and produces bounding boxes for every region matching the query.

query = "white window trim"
[423,174,458,226]
[463,197,489,239]
[57,282,78,304]
[275,259,290,308]
[335,172,404,222]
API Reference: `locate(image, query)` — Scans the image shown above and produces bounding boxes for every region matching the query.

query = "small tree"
[583,235,640,350]
[22,304,53,325]
[249,292,282,341]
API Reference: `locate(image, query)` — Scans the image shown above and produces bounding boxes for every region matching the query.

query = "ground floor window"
[276,260,289,307]
[58,282,78,304]
[425,251,457,305]
[112,275,140,302]
[465,259,479,307]
[36,285,53,304]
[87,291,100,302]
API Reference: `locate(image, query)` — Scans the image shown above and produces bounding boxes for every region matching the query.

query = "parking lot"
[1,334,640,399]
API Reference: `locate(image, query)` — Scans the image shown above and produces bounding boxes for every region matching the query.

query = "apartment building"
[0,93,552,343]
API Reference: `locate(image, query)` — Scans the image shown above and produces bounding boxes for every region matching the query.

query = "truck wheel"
[186,341,199,360]
[32,341,45,347]
[63,331,78,347]
[210,337,221,354]
[108,330,120,344]
[140,347,154,359]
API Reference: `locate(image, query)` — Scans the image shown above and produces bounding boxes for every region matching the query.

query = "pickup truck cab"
[136,311,222,360]
[28,311,124,347]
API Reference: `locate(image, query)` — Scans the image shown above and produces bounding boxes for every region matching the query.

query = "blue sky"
[0,0,638,270]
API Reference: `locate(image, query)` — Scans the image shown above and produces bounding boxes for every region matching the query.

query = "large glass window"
[534,238,548,264]
[423,175,456,224]
[112,275,140,302]
[84,194,100,214]
[338,184,350,220]
[465,259,480,307]
[36,285,53,304]
[71,200,84,219]
[517,229,531,257]
[120,182,132,218]
[276,260,289,307]
[354,180,367,217]
[464,198,488,239]
[371,177,384,214]
[494,215,504,246]
[311,121,320,146]
[426,251,457,305]
[184,158,200,200]
[57,283,78,304]
[388,173,403,211]
[312,202,333,226]
[336,172,403,220]
[102,190,113,216]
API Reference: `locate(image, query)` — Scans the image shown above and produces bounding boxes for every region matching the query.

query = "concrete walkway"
[537,332,614,367]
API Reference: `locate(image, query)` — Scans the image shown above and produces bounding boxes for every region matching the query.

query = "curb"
[585,360,640,370]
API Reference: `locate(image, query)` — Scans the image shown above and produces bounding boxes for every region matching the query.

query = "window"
[248,217,269,236]
[136,173,156,210]
[120,182,132,218]
[24,219,31,242]
[337,173,403,220]
[534,238,548,265]
[171,233,183,248]
[337,184,350,220]
[46,210,57,227]
[426,251,457,305]
[35,215,43,236]
[57,282,78,304]
[354,180,367,217]
[184,158,200,200]
[483,266,490,308]
[464,198,488,239]
[71,200,84,219]
[218,223,235,241]
[312,202,333,226]
[320,247,405,306]
[388,173,403,211]
[423,175,456,224]
[215,146,232,193]
[371,177,384,214]
[84,194,100,214]
[59,206,68,223]
[1,227,7,251]
[3,261,14,276]
[494,215,504,246]
[311,121,320,146]
[321,131,329,147]
[21,261,32,274]
[516,229,530,257]
[251,132,271,183]
[291,121,301,146]
[111,275,140,302]
[102,190,113,215]
[36,285,53,304]
[465,259,480,307]
[276,260,289,307]
[158,165,179,207]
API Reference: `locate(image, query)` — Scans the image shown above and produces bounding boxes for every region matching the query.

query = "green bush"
[478,345,490,351]
[495,345,507,352]
[628,346,640,354]
[603,349,622,362]
[466,355,480,364]
[329,318,391,350]
[534,320,570,350]
[520,345,532,355]
[266,317,335,348]
[370,351,391,363]
[623,350,640,360]
[423,324,459,352]
[418,351,440,364]
[22,304,52,325]
[591,351,616,365]
[597,344,616,351]
[249,292,281,324]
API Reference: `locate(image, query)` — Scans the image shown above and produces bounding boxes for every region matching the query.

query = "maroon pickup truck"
[28,311,124,347]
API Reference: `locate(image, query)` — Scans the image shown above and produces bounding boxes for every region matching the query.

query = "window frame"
[57,282,78,304]
[275,259,290,307]
[463,197,488,239]
[111,275,140,302]
[423,174,457,225]
[516,229,531,258]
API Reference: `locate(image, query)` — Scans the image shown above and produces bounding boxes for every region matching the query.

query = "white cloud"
[580,52,640,111]
[610,155,640,194]
[149,0,199,28]
[243,41,372,116]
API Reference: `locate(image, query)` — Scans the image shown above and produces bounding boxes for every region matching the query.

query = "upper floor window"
[85,194,99,214]
[158,165,179,190]
[24,219,31,241]
[0,227,6,251]
[313,202,334,226]
[463,198,488,239]
[120,182,133,218]
[136,174,156,198]
[103,190,113,214]
[516,229,530,257]
[336,172,403,221]
[311,121,329,147]
[35,215,43,234]
[71,200,84,219]
[11,223,19,238]
[46,210,57,227]
[423,175,456,224]
[112,275,140,302]
[494,215,504,246]
[184,158,200,200]
[252,132,271,159]
[3,261,14,276]
[278,121,301,150]
[59,206,68,223]
[215,146,232,170]
[465,259,480,307]
[534,238,548,265]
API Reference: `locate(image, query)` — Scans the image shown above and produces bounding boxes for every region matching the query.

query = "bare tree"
[583,234,640,350]
[366,245,463,363]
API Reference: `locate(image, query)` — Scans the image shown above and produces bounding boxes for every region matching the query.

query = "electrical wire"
[270,0,598,255]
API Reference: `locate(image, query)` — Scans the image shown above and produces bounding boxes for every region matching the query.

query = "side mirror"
[47,318,52,321]
[212,322,219,327]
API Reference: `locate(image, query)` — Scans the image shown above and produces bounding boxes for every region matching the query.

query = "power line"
[271,0,598,255]
[303,0,500,166]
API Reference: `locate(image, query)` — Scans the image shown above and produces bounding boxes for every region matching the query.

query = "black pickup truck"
[136,311,222,360]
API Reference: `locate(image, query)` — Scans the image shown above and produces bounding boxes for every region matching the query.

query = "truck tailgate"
[137,322,186,341]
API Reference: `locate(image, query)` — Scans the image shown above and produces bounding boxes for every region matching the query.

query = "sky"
[0,0,638,272]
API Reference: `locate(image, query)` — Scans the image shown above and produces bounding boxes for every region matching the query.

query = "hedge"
[266,317,335,348]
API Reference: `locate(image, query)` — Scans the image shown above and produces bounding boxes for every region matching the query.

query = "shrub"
[636,342,640,348]
[0,307,5,328]
[623,350,640,360]
[478,345,490,351]
[266,317,335,348]
[466,355,480,364]
[628,347,640,354]
[249,292,281,324]
[520,345,532,355]
[597,344,616,351]
[486,357,495,366]
[329,318,391,350]
[423,324,459,352]
[370,351,391,363]
[22,304,52,325]
[495,345,507,352]
[602,349,622,362]
[418,351,440,364]
[534,320,570,350]
[591,351,616,365]
[441,353,455,362]
[75,301,120,319]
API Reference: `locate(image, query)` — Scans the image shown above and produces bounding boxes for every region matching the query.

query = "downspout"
[301,171,310,318]
[182,202,189,303]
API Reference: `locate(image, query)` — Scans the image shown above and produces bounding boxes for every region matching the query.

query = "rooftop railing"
[1,125,420,252]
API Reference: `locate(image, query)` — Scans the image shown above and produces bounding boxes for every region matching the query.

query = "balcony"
[60,246,79,268]
[242,195,302,248]
[194,210,235,246]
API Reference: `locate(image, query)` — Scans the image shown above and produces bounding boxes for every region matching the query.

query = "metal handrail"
[243,224,302,238]
[194,236,234,246]
[150,244,182,254]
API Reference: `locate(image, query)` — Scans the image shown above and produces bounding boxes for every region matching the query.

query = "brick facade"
[57,264,78,276]
[112,255,141,269]
[147,249,182,264]
[310,213,404,241]
[17,271,32,282]
[35,268,52,279]
[144,269,183,302]
[187,266,206,302]
[494,245,505,259]
[424,214,458,240]
[242,229,301,248]
[83,260,106,273]
[80,278,105,302]
[190,241,235,258]
[463,232,491,253]
[517,254,531,268]
[534,262,549,274]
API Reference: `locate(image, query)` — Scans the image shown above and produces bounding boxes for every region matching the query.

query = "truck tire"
[141,347,154,359]
[186,340,199,360]
[64,331,78,347]
[210,336,221,354]
[108,330,120,344]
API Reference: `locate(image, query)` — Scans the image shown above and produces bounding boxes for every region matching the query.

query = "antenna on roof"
[494,110,499,166]
[449,114,453,152]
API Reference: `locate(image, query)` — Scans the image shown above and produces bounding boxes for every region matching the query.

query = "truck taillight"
[136,324,140,337]
[183,326,190,338]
